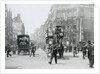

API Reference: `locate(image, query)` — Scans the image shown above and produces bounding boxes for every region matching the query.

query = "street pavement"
[5,48,93,69]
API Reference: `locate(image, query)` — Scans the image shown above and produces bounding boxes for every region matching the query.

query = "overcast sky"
[7,4,52,35]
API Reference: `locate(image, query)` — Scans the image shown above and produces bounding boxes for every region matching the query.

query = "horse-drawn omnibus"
[45,26,64,58]
[17,34,30,55]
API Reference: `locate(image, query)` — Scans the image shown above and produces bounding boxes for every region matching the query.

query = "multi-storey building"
[5,4,13,46]
[5,5,25,52]
[46,4,94,43]
[12,13,25,47]
[31,4,94,47]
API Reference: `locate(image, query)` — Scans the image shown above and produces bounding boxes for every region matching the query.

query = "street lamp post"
[79,17,84,42]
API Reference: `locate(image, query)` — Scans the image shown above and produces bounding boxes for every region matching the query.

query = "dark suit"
[87,44,92,64]
[30,46,36,57]
[49,44,57,64]
[6,45,12,57]
[90,45,94,67]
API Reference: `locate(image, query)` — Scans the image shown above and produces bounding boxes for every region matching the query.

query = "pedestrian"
[66,41,69,52]
[30,43,36,57]
[6,44,12,57]
[77,42,80,52]
[48,42,58,64]
[87,40,92,64]
[64,44,67,52]
[58,44,62,59]
[60,42,64,58]
[82,43,86,59]
[70,42,73,52]
[90,41,94,68]
[72,42,77,57]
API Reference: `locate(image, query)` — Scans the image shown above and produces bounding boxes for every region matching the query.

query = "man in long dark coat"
[90,42,94,68]
[48,43,58,64]
[6,44,12,57]
[87,41,92,64]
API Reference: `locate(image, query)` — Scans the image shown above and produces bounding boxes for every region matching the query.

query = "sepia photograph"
[0,0,100,74]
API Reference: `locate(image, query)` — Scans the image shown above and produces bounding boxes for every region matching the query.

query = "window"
[73,24,76,29]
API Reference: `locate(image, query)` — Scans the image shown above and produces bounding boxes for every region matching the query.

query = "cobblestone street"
[5,48,92,69]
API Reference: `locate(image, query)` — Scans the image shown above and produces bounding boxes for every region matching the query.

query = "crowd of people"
[5,40,94,68]
[72,40,94,68]
[47,40,94,68]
